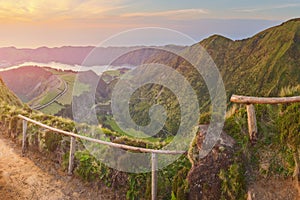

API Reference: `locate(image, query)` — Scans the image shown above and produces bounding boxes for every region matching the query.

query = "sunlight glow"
[0,0,125,23]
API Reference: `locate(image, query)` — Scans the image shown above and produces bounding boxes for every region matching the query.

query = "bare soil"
[248,177,299,200]
[0,133,125,200]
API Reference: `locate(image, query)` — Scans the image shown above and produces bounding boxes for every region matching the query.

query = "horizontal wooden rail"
[18,114,186,200]
[230,94,300,145]
[18,114,184,155]
[230,95,300,104]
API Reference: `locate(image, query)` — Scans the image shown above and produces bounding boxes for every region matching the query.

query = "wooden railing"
[230,95,300,144]
[18,114,185,200]
[230,95,300,104]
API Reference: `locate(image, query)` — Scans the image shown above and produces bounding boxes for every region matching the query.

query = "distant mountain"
[0,45,185,67]
[0,46,92,67]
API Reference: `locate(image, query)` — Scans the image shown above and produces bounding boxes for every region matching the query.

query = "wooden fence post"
[22,120,27,156]
[151,153,158,200]
[246,104,257,144]
[68,136,76,175]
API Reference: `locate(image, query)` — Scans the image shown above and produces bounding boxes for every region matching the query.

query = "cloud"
[0,0,127,22]
[122,9,209,19]
[236,3,300,13]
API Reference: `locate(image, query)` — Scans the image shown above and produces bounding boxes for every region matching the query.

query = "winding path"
[32,78,68,110]
[0,133,118,199]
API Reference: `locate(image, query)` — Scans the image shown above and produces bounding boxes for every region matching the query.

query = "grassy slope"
[0,77,181,199]
[0,66,56,103]
[0,78,23,107]
[58,73,90,105]
[125,19,300,137]
[199,18,300,97]
[31,69,90,115]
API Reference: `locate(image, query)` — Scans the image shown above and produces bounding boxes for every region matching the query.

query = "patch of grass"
[219,163,247,200]
[104,70,121,77]
[101,70,121,83]
[57,73,90,105]
[105,116,126,134]
[105,116,164,143]
[41,102,64,115]
[39,89,60,105]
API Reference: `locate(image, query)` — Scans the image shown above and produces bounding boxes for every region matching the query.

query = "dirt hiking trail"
[0,134,123,200]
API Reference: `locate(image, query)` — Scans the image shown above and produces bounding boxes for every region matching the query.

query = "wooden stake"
[151,153,158,200]
[22,120,27,156]
[68,136,76,175]
[246,104,257,144]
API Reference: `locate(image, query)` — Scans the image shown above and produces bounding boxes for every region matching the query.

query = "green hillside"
[0,66,60,103]
[0,74,190,200]
[199,18,300,97]
[125,18,300,137]
[0,77,23,107]
[49,18,300,140]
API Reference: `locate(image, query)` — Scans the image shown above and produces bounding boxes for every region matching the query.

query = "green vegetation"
[200,19,300,97]
[104,116,165,143]
[28,71,90,115]
[104,116,127,135]
[0,18,300,199]
[0,77,190,199]
[0,100,192,199]
[277,88,300,190]
[75,150,112,186]
[0,78,23,107]
[171,167,190,200]
[220,84,300,200]
[101,70,121,83]
[219,163,247,200]
[40,89,61,105]
[57,73,90,105]
[40,102,65,115]
[113,19,300,140]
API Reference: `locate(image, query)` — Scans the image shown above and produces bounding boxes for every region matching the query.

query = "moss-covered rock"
[187,125,239,199]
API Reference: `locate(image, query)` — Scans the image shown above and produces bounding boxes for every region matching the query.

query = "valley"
[1,19,300,139]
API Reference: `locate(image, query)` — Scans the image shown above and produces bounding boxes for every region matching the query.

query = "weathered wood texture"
[230,94,300,144]
[151,153,158,200]
[22,120,27,156]
[230,95,300,104]
[18,115,184,155]
[246,104,257,144]
[68,136,76,175]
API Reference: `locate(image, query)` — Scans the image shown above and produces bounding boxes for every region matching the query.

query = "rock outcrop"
[188,125,236,199]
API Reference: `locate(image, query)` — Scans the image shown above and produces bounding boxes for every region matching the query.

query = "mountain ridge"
[197,17,300,96]
[0,45,185,67]
[0,77,23,107]
[124,18,300,136]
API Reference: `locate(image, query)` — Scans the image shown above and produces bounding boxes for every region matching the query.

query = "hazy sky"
[0,0,299,48]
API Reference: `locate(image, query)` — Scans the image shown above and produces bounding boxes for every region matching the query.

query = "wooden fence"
[230,95,300,144]
[18,114,185,200]
[18,95,299,198]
